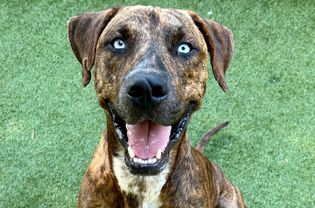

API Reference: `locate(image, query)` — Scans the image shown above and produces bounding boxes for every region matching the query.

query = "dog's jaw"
[112,150,170,207]
[105,101,194,175]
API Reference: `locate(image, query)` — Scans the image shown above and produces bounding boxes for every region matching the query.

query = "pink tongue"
[126,121,171,159]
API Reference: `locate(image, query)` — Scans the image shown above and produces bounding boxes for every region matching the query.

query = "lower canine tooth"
[128,147,135,158]
[156,149,162,159]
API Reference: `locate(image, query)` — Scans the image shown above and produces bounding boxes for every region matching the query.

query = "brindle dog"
[68,5,246,208]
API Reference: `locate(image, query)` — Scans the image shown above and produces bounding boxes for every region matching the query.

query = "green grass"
[1,0,314,207]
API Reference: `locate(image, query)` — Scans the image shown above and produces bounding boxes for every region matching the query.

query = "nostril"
[127,79,148,99]
[128,85,144,98]
[151,84,167,99]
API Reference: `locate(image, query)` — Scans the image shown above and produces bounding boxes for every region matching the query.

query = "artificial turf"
[1,0,314,207]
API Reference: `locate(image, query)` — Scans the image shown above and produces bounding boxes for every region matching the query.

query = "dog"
[68,5,246,208]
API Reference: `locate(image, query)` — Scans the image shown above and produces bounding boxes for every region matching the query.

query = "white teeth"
[132,157,157,165]
[133,158,140,163]
[128,147,135,159]
[127,147,162,165]
[156,149,162,160]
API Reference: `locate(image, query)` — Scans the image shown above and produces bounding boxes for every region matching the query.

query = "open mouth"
[106,102,193,175]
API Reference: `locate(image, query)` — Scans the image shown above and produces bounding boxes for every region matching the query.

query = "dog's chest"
[113,156,169,208]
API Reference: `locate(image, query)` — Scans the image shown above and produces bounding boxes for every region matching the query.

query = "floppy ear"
[67,8,120,87]
[189,12,234,92]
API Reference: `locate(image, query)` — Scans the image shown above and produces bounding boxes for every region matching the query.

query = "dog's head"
[68,6,234,175]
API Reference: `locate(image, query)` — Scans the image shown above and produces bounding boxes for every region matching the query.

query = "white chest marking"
[113,154,169,208]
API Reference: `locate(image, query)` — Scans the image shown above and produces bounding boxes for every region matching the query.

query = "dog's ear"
[189,12,234,92]
[68,8,120,87]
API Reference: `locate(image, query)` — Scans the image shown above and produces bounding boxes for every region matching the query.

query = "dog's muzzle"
[106,70,194,175]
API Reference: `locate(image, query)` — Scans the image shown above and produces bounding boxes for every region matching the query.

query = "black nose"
[127,75,168,107]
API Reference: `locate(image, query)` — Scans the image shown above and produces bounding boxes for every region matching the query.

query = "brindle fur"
[68,5,246,208]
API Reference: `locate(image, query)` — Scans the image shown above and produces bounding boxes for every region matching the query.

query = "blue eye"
[112,39,126,49]
[177,43,192,54]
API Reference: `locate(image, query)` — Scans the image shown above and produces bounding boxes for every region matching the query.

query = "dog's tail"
[196,121,229,154]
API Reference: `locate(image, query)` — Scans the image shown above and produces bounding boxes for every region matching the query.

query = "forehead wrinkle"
[109,8,148,28]
[160,10,183,28]
[118,6,161,26]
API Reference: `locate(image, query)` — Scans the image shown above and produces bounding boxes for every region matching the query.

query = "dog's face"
[68,6,234,175]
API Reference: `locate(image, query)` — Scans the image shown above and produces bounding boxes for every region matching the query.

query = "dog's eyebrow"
[164,26,186,44]
[115,24,134,39]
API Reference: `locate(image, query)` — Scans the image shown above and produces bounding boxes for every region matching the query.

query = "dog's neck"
[105,113,193,207]
[112,150,170,208]
[103,116,166,207]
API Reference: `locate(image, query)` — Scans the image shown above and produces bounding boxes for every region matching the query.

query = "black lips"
[106,101,194,175]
